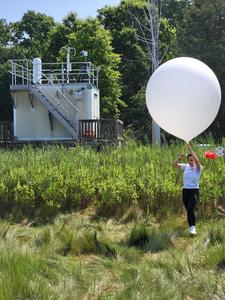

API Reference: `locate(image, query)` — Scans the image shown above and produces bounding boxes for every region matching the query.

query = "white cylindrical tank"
[33,58,42,84]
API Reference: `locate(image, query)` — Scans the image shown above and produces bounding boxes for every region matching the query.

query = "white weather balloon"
[146,57,221,143]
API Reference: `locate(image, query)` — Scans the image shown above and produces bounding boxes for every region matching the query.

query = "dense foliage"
[0,142,224,223]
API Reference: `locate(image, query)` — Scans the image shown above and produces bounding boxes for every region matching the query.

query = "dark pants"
[182,188,199,226]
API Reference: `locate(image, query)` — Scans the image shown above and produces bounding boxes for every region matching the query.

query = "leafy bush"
[0,140,224,223]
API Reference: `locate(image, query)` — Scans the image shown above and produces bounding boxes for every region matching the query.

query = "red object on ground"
[204,151,217,159]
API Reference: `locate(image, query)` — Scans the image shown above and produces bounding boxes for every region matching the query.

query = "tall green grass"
[0,214,224,299]
[0,140,224,298]
[0,140,224,223]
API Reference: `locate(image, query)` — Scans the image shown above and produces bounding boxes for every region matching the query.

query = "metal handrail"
[9,59,99,86]
[9,59,79,129]
[37,71,79,113]
[9,60,79,113]
[9,60,33,86]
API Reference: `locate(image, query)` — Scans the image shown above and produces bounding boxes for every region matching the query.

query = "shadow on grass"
[127,222,175,253]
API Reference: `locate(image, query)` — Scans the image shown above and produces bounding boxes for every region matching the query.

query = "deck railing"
[79,119,123,142]
[0,122,13,141]
[0,120,123,144]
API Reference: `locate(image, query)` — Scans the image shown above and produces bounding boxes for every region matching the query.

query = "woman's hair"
[187,153,192,159]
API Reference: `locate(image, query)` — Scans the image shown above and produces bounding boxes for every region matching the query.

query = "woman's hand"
[173,153,184,168]
[186,143,201,170]
[178,154,185,161]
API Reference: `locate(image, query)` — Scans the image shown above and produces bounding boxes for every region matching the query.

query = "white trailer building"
[8,55,122,144]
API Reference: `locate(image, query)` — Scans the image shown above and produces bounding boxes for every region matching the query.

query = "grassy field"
[0,210,224,299]
[0,141,224,299]
[0,141,224,223]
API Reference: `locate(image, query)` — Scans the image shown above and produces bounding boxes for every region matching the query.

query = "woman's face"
[187,155,195,167]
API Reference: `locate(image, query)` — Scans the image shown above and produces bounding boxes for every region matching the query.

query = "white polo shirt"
[178,164,203,189]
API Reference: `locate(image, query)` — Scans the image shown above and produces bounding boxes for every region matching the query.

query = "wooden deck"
[79,119,123,143]
[0,119,123,147]
[0,122,13,141]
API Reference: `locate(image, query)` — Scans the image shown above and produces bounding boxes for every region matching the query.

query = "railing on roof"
[9,59,99,87]
[10,59,33,86]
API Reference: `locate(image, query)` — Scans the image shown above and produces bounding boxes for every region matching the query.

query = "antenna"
[81,50,88,62]
[60,47,76,82]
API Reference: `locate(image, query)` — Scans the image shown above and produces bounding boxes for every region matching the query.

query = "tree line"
[0,0,225,141]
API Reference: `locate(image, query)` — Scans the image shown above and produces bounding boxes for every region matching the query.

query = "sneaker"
[189,226,197,235]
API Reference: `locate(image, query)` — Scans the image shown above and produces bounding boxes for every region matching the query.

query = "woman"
[173,144,203,235]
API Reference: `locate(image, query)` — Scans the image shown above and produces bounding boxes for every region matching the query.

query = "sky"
[0,0,121,23]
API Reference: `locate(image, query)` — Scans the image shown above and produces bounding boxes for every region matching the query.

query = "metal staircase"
[29,84,78,138]
[9,59,80,138]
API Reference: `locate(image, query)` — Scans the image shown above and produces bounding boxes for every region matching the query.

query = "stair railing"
[32,71,79,131]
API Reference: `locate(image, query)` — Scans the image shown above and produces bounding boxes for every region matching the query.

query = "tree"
[44,24,69,61]
[65,18,123,118]
[161,0,191,27]
[0,12,56,122]
[44,12,79,62]
[62,12,79,32]
[133,0,162,144]
[11,11,55,57]
[98,1,151,135]
[0,19,28,121]
[177,0,225,138]
[98,0,176,142]
[0,19,11,47]
[0,63,12,121]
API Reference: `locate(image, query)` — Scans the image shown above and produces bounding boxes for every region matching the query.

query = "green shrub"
[0,140,224,223]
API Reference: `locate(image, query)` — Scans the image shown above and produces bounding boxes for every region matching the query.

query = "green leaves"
[0,142,224,223]
[66,18,122,118]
